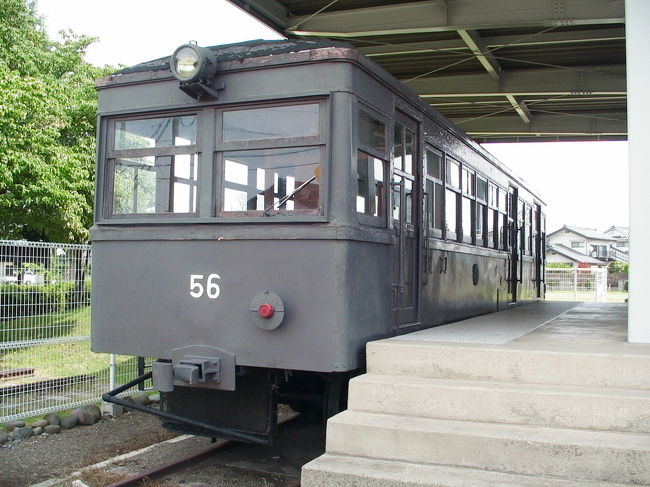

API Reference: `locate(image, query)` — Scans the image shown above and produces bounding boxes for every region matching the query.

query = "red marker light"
[258,303,275,319]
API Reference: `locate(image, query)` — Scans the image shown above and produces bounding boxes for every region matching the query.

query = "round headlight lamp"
[171,44,216,83]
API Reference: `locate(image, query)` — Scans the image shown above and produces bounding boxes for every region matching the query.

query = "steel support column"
[626,0,650,343]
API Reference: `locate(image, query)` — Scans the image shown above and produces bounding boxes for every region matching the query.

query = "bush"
[546,262,572,268]
[0,281,75,320]
[609,261,629,274]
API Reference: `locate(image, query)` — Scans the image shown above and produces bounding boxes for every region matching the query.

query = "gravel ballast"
[1,410,175,487]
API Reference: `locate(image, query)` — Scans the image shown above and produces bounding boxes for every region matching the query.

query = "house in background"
[546,225,628,263]
[546,243,608,268]
[604,225,629,262]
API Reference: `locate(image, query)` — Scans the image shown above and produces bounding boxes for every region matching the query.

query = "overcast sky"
[35,0,629,234]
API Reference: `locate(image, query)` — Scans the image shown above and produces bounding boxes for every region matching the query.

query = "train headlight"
[171,43,216,83]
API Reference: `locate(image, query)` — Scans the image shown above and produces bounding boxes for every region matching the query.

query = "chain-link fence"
[545,267,608,302]
[0,240,147,422]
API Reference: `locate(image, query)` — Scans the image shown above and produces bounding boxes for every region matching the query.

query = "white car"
[22,269,37,284]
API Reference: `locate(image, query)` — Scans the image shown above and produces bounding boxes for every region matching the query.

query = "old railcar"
[92,40,546,446]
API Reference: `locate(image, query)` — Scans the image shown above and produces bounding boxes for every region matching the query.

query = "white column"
[626,0,650,343]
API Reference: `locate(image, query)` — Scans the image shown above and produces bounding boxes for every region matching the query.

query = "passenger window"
[393,125,403,171]
[114,116,196,150]
[446,159,460,189]
[476,176,487,247]
[461,167,475,244]
[496,188,506,249]
[426,149,442,180]
[223,104,319,141]
[462,196,473,243]
[219,102,324,217]
[405,178,413,224]
[222,148,320,213]
[424,147,444,236]
[357,110,388,226]
[357,151,386,218]
[110,115,198,216]
[476,204,484,245]
[445,189,458,240]
[444,158,461,241]
[404,131,414,175]
[359,111,386,153]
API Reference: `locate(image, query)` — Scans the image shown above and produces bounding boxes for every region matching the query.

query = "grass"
[1,304,141,385]
[1,305,91,345]
[1,344,139,385]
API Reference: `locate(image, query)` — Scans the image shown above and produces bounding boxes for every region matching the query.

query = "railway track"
[104,438,301,487]
[69,410,320,487]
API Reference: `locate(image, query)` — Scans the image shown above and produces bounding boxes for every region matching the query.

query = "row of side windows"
[356,108,522,252]
[424,147,511,250]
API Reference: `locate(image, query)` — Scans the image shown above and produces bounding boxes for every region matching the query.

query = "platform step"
[302,454,638,487]
[325,410,650,484]
[348,374,650,433]
[366,341,650,390]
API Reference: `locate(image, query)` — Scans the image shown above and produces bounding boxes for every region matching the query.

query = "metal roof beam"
[505,94,532,124]
[457,111,627,136]
[408,65,626,97]
[288,0,624,37]
[456,29,531,124]
[359,27,626,57]
[457,29,501,80]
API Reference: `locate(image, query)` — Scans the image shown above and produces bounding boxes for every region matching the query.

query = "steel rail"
[105,439,234,487]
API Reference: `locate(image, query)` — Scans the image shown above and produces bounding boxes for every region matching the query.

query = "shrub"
[609,261,629,274]
[0,282,75,320]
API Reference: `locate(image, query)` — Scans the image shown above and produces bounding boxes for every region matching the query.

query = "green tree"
[0,0,113,242]
[608,261,628,274]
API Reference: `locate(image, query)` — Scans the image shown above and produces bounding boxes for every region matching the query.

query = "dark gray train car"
[91,40,546,445]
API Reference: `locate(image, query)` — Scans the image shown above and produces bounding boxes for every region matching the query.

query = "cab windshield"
[104,102,325,220]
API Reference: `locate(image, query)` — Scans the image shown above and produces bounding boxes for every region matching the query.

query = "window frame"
[423,144,444,239]
[215,98,329,221]
[461,165,476,244]
[487,182,500,250]
[356,104,389,227]
[105,110,201,219]
[444,156,461,242]
[476,175,488,248]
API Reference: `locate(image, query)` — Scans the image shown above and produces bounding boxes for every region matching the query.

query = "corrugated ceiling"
[229,0,626,142]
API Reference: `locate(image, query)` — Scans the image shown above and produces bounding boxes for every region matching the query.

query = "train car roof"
[114,39,353,75]
[100,39,544,204]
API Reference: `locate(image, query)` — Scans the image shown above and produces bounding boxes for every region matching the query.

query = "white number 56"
[189,274,221,299]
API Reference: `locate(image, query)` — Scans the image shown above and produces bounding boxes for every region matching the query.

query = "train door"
[508,186,518,302]
[391,112,420,327]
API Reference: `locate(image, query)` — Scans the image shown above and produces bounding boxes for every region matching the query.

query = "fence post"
[109,353,116,391]
[573,268,578,300]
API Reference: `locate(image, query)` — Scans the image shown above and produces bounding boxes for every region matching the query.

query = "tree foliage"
[0,0,112,242]
[608,261,628,274]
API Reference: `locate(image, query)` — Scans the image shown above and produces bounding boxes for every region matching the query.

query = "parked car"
[22,269,37,284]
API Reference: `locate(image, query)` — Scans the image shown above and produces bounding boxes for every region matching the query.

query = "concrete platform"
[303,301,650,487]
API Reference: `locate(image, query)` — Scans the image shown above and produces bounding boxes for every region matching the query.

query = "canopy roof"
[229,0,626,142]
